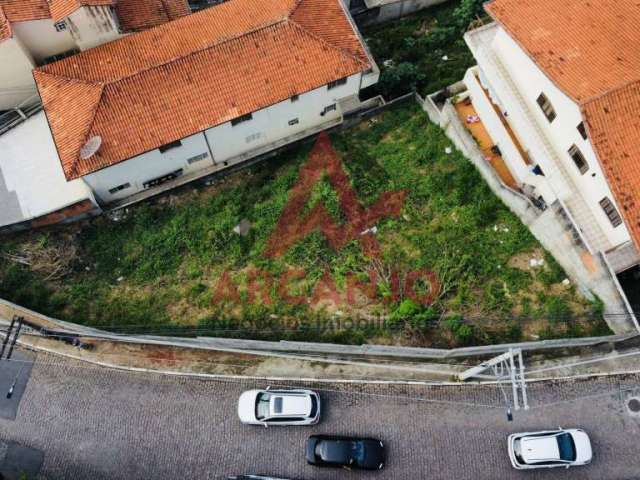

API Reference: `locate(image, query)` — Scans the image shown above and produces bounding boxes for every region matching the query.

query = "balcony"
[454,97,519,191]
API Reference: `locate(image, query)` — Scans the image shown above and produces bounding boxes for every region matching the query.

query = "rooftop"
[486,0,640,250]
[0,0,190,41]
[115,0,191,32]
[35,0,371,180]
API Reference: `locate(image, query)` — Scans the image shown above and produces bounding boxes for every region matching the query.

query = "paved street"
[0,353,639,479]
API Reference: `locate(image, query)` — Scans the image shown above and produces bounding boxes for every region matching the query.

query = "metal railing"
[0,94,43,136]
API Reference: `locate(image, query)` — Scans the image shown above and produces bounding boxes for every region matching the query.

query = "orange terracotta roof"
[115,0,190,32]
[583,81,640,251]
[48,0,115,22]
[35,0,371,180]
[486,0,640,249]
[0,0,50,23]
[486,0,640,103]
[0,7,12,41]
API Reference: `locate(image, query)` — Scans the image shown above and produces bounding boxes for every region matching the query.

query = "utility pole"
[458,348,529,419]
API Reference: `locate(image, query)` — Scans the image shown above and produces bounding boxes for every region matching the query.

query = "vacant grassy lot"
[362,0,481,99]
[0,105,608,346]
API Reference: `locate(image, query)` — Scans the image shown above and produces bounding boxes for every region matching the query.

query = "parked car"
[508,428,593,470]
[306,435,385,470]
[237,388,320,426]
[227,476,298,480]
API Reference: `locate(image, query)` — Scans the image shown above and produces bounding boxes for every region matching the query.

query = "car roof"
[316,438,352,463]
[270,394,312,417]
[521,436,561,463]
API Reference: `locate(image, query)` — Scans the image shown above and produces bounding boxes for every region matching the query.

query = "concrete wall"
[0,38,38,110]
[84,74,361,204]
[67,6,121,51]
[354,0,448,26]
[491,28,631,249]
[11,19,76,64]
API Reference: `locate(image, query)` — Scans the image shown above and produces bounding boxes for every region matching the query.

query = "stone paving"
[0,353,639,479]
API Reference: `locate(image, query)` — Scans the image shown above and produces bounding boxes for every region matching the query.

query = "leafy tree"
[453,0,489,30]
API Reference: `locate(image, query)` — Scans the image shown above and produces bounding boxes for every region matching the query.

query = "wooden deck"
[454,100,520,191]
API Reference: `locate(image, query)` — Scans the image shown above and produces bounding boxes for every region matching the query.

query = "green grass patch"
[0,105,610,346]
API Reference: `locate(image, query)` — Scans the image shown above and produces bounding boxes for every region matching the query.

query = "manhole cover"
[628,398,640,413]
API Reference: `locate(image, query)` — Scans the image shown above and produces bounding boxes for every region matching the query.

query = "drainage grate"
[628,398,640,413]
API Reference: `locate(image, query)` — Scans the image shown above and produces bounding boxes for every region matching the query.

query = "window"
[187,152,208,165]
[321,104,337,116]
[568,145,588,174]
[577,122,588,140]
[327,77,347,90]
[143,169,183,189]
[288,118,299,126]
[108,182,131,195]
[231,113,253,126]
[158,140,182,153]
[600,197,623,227]
[290,95,299,103]
[54,20,67,32]
[536,93,556,122]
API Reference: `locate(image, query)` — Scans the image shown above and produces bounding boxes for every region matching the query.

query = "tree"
[453,0,489,30]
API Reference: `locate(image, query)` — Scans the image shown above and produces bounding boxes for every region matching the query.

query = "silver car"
[508,428,593,470]
[237,387,321,426]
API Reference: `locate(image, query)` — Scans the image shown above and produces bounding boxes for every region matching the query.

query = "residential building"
[0,0,191,110]
[459,0,640,312]
[0,0,379,230]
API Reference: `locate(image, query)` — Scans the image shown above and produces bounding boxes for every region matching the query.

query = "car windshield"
[556,433,576,462]
[256,392,271,420]
[351,441,366,464]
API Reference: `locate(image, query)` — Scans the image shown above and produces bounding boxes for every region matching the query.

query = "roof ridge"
[68,84,105,178]
[582,77,640,106]
[286,17,369,68]
[91,15,290,86]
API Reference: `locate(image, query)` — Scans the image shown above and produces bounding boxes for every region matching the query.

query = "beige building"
[0,0,191,110]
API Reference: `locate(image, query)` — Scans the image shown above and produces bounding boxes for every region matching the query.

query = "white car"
[237,388,321,426]
[508,428,593,470]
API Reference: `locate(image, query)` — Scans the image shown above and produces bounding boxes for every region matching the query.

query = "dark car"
[227,476,298,480]
[306,435,385,470]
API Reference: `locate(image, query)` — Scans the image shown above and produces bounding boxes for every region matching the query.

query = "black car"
[227,476,297,480]
[306,435,385,470]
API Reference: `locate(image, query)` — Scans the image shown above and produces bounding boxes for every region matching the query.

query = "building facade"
[462,0,640,279]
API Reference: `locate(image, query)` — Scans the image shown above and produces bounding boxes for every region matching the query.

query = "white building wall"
[490,27,631,249]
[11,19,76,63]
[83,132,213,202]
[83,73,362,204]
[0,38,38,110]
[205,74,359,162]
[67,6,121,51]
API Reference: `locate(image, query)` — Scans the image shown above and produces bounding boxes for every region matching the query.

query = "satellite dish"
[80,135,102,160]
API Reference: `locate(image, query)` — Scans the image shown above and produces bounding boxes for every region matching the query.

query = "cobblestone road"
[1,353,639,479]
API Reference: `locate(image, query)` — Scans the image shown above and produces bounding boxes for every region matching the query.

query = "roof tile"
[115,0,190,32]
